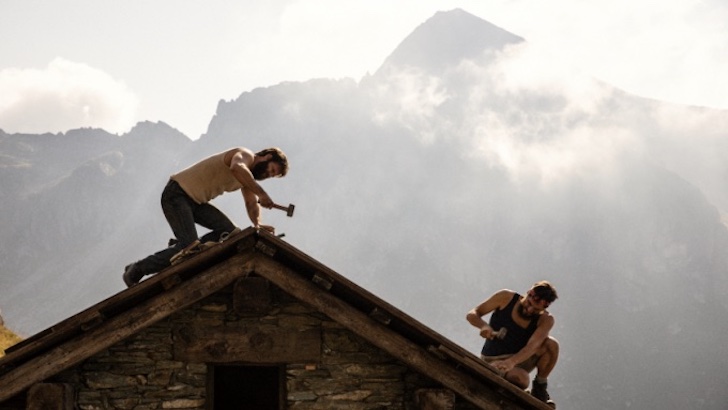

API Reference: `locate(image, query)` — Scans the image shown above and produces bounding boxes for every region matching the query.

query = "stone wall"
[41,281,477,409]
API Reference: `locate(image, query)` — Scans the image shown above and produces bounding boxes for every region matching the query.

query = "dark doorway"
[212,365,282,410]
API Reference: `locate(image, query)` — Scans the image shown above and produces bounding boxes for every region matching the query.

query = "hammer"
[491,327,507,340]
[270,202,295,217]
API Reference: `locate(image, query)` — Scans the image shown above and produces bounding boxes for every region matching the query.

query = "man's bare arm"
[241,189,262,228]
[226,149,272,203]
[224,148,273,227]
[466,290,513,339]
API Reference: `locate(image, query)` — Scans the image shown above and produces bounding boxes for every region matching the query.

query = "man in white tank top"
[123,147,289,287]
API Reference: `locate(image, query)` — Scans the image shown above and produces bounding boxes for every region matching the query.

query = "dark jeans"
[134,180,236,276]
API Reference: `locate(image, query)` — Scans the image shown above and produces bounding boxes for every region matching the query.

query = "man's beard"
[517,303,537,319]
[252,161,269,180]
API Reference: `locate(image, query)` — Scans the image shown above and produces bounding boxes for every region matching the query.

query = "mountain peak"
[375,9,523,75]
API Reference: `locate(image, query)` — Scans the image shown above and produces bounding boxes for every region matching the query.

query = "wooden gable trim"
[0,251,255,403]
[249,255,534,410]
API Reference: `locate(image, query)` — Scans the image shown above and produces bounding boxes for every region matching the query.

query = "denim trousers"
[134,180,236,275]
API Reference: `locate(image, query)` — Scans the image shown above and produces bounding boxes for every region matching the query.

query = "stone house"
[0,228,550,409]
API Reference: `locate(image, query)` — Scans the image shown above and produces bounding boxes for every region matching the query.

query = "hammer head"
[494,327,508,340]
[268,202,296,217]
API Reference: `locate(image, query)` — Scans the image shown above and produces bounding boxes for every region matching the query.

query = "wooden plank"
[79,311,105,332]
[251,256,527,410]
[161,275,182,290]
[174,326,320,363]
[311,273,333,290]
[369,308,392,325]
[0,252,255,403]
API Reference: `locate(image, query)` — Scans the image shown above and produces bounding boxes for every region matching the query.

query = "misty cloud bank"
[2,9,727,410]
[0,58,139,134]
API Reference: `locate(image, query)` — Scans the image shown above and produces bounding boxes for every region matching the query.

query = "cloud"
[471,116,641,188]
[368,41,644,187]
[461,43,644,186]
[369,67,450,144]
[0,58,139,134]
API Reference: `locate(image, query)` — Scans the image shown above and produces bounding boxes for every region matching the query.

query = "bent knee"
[506,369,530,389]
[545,336,559,352]
[535,336,559,357]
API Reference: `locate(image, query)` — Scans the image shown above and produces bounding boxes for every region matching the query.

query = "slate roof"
[0,228,551,409]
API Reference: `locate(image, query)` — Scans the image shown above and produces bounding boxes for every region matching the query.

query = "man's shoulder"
[495,289,517,298]
[223,147,255,166]
[490,289,517,307]
[537,310,556,327]
[224,147,254,156]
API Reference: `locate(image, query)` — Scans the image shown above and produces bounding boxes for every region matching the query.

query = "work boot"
[123,263,144,287]
[219,227,242,242]
[530,379,556,408]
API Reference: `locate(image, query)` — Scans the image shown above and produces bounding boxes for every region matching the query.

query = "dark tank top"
[481,293,539,356]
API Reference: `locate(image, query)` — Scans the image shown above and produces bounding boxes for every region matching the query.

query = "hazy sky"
[1,0,726,138]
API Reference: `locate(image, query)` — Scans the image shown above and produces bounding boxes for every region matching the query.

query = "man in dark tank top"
[466,280,559,408]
